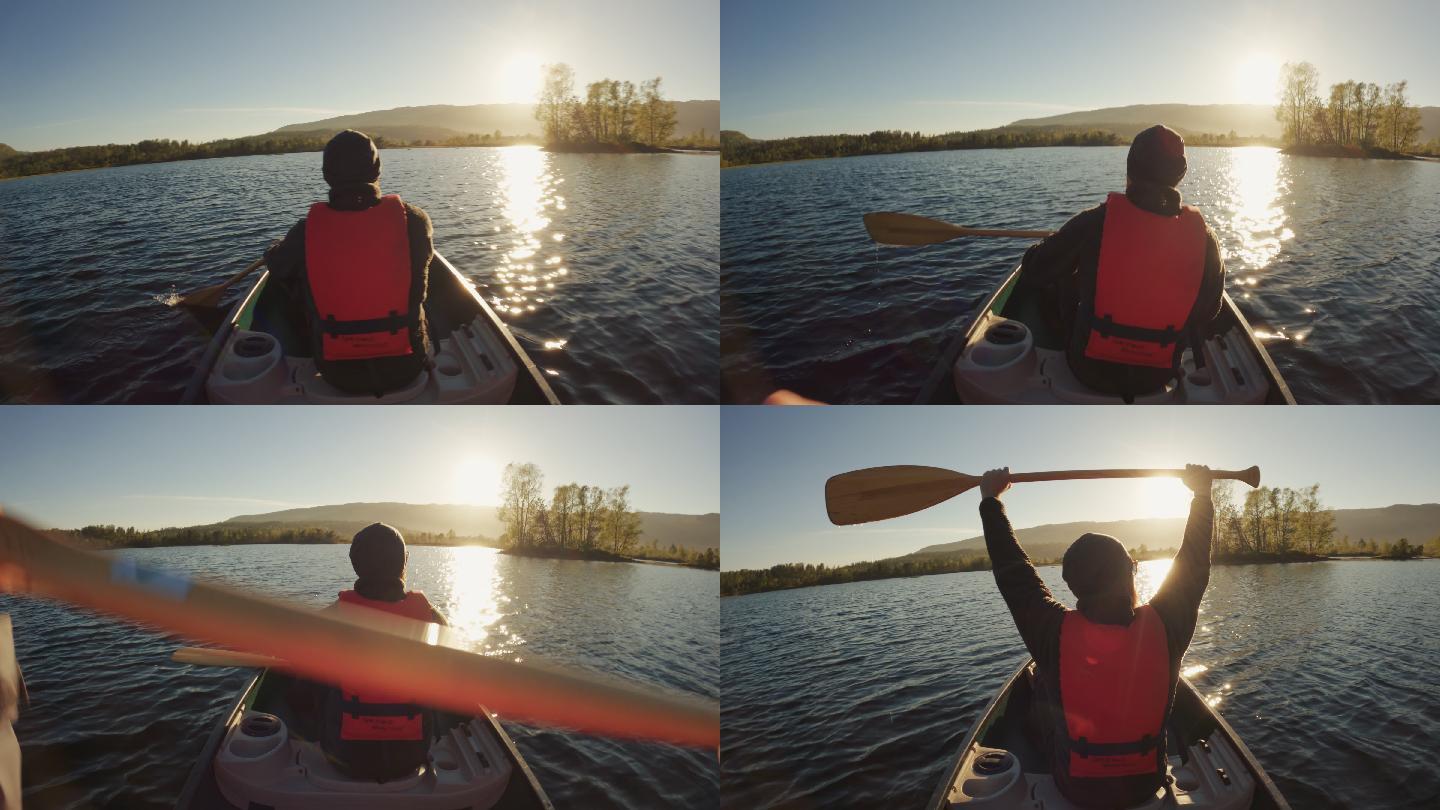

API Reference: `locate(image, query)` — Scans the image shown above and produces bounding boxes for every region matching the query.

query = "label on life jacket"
[304,195,414,362]
[1084,193,1207,369]
[333,590,437,741]
[1057,604,1170,779]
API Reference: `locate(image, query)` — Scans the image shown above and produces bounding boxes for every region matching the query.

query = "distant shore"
[503,545,719,570]
[1280,143,1425,161]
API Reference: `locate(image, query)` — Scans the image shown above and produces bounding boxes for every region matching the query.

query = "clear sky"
[722,0,1440,138]
[0,0,719,150]
[721,407,1440,570]
[0,407,719,529]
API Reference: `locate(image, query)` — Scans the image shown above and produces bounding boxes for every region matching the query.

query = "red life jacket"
[1083,192,1207,369]
[304,194,415,362]
[333,589,438,741]
[1057,604,1170,779]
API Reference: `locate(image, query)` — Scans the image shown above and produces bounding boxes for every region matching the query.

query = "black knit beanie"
[322,130,381,187]
[1128,124,1187,187]
[1062,533,1134,602]
[350,522,407,601]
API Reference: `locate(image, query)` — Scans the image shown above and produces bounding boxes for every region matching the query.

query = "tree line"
[1276,61,1429,153]
[0,131,550,181]
[535,63,679,147]
[1212,481,1434,560]
[720,553,992,596]
[498,462,643,555]
[720,127,1123,168]
[69,524,343,549]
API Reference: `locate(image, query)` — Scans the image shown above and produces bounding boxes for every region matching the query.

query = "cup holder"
[234,334,276,359]
[240,713,282,738]
[974,750,1014,775]
[985,321,1028,346]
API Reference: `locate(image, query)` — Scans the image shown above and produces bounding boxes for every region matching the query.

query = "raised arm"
[1148,465,1214,654]
[979,469,1067,664]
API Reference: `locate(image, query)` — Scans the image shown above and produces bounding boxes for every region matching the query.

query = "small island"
[1275,62,1433,160]
[495,462,719,570]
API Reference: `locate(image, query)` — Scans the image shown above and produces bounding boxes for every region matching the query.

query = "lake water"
[2,544,718,809]
[721,559,1440,809]
[720,147,1440,403]
[0,147,719,403]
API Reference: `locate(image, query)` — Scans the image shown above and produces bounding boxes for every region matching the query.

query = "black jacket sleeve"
[1189,227,1227,337]
[1147,493,1214,663]
[1016,204,1105,291]
[263,219,307,283]
[981,498,1067,667]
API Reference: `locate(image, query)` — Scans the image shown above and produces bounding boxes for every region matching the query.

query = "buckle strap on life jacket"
[1065,733,1160,758]
[339,697,420,718]
[321,311,408,337]
[1080,309,1180,347]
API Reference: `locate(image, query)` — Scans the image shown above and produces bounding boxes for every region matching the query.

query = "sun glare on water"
[1230,52,1282,105]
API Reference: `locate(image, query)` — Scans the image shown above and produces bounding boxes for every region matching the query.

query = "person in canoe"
[263,130,434,397]
[978,464,1212,808]
[289,523,449,780]
[1015,125,1226,401]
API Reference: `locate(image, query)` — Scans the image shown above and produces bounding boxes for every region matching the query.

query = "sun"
[453,456,504,506]
[1130,478,1195,520]
[496,52,545,104]
[1231,52,1282,105]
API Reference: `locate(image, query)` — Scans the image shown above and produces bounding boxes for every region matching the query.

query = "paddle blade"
[863,212,965,246]
[175,283,228,310]
[825,465,977,525]
[1234,465,1261,488]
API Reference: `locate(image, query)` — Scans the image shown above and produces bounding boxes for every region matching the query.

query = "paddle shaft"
[1005,468,1257,486]
[0,514,717,748]
[172,647,279,668]
[862,211,1054,247]
[177,255,265,308]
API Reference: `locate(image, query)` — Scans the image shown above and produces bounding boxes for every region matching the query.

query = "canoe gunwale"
[926,658,1292,810]
[915,264,1297,405]
[173,672,260,809]
[179,250,561,405]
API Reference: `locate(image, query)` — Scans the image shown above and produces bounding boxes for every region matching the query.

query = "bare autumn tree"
[637,77,679,146]
[499,463,546,549]
[599,485,642,555]
[536,63,577,144]
[1277,61,1321,145]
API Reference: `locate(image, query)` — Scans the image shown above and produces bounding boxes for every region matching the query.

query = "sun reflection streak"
[1135,558,1174,604]
[486,146,570,328]
[441,547,523,659]
[1219,147,1291,271]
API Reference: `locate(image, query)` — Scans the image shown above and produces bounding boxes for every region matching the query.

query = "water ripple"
[721,147,1440,403]
[722,559,1440,809]
[0,148,719,403]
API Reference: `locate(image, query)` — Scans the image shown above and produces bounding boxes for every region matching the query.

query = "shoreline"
[1279,143,1427,161]
[721,140,1279,170]
[0,140,715,183]
[723,552,1433,597]
[502,545,719,570]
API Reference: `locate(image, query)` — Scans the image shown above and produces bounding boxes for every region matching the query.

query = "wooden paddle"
[863,212,1054,247]
[171,647,280,668]
[175,255,265,309]
[826,465,1260,526]
[0,514,717,748]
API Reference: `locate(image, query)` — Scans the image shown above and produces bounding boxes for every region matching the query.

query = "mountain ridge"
[223,501,718,551]
[909,502,1440,561]
[269,100,721,142]
[1007,102,1440,142]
